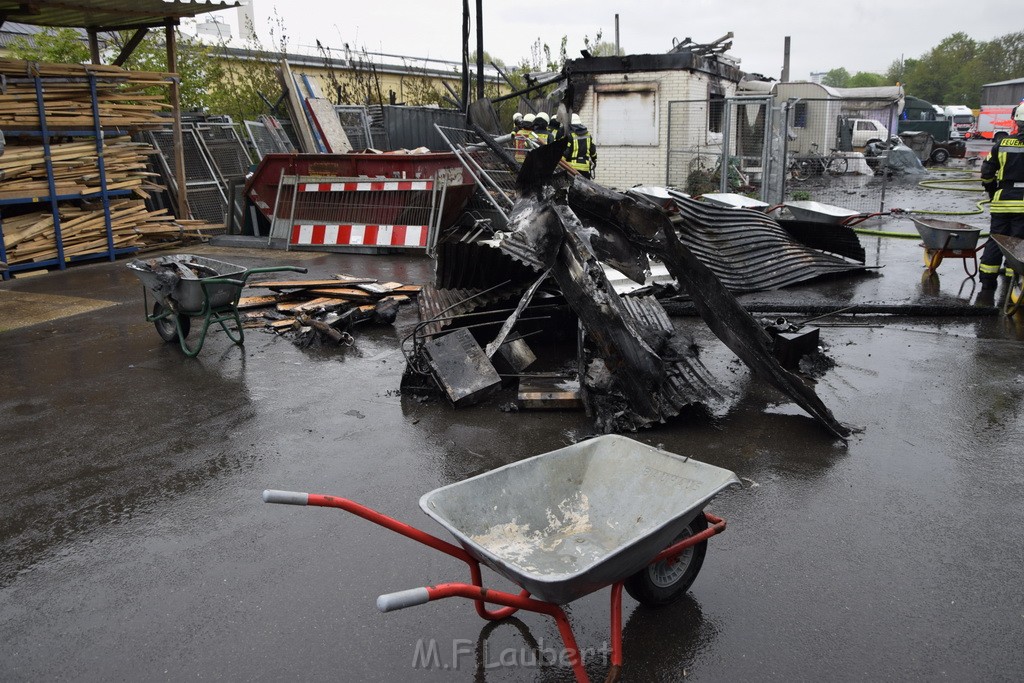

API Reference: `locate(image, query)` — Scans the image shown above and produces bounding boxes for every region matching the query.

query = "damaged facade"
[564,51,745,190]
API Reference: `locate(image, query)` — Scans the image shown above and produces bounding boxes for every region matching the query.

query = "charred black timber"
[566,175,853,439]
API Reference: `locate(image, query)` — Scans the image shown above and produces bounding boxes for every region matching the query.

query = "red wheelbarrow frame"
[263,490,727,683]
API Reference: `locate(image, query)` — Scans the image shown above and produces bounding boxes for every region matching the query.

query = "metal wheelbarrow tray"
[784,200,862,224]
[991,234,1024,315]
[909,217,984,275]
[128,254,306,357]
[421,434,739,604]
[263,435,740,682]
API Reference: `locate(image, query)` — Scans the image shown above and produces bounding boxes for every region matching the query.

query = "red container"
[245,152,476,229]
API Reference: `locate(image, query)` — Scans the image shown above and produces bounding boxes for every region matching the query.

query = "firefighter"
[564,113,597,179]
[533,112,551,144]
[513,113,536,163]
[548,113,563,141]
[979,104,1024,291]
[511,111,523,134]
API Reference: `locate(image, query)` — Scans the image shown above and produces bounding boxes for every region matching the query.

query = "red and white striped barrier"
[297,180,433,193]
[290,224,429,248]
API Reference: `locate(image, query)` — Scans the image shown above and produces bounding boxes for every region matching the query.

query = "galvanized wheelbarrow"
[991,234,1024,315]
[909,216,985,276]
[264,435,740,682]
[127,254,307,357]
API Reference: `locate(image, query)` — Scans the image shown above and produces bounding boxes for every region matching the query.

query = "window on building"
[596,88,657,146]
[708,87,725,133]
[794,102,808,128]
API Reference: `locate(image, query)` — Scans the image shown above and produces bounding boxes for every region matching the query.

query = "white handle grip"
[377,587,430,613]
[262,489,309,505]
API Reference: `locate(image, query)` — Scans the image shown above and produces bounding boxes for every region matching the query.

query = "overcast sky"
[203,0,1012,81]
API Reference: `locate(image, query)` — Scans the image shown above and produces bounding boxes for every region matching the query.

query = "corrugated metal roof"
[0,1,237,31]
[669,195,866,292]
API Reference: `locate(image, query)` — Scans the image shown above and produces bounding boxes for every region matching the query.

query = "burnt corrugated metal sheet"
[619,296,726,417]
[417,285,568,340]
[777,219,866,263]
[670,195,866,292]
[434,237,538,291]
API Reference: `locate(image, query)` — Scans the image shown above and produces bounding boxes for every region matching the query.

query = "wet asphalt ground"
[1,176,1023,681]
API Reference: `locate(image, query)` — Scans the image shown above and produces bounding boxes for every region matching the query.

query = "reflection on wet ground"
[1,240,1023,681]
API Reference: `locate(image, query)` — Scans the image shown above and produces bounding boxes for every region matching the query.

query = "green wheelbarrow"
[128,254,307,357]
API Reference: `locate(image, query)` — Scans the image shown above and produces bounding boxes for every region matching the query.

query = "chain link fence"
[781,98,899,214]
[667,96,901,215]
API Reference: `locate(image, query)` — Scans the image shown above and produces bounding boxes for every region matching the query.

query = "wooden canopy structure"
[0,0,239,219]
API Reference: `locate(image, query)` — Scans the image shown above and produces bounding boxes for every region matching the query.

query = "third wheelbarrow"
[991,233,1024,315]
[264,434,740,682]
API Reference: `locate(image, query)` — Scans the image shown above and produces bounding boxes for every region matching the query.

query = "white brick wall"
[576,69,736,191]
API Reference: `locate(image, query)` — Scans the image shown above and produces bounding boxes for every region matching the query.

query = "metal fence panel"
[382,106,467,151]
[666,99,726,192]
[335,105,374,150]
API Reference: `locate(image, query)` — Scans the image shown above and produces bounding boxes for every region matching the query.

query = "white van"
[942,105,975,139]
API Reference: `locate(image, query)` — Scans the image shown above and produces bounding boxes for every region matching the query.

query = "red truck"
[968,104,1019,141]
[966,78,1024,142]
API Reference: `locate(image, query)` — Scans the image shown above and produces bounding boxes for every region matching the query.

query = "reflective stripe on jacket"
[982,135,1024,213]
[566,130,594,173]
[513,128,535,162]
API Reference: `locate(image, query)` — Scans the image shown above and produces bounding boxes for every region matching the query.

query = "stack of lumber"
[0,59,172,130]
[0,136,159,200]
[240,275,422,345]
[1,200,210,265]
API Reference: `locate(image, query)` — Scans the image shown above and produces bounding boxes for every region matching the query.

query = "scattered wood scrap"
[1,200,211,266]
[242,274,421,347]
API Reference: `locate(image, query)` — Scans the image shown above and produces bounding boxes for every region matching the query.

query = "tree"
[204,11,291,122]
[583,29,623,57]
[110,30,224,112]
[821,68,851,88]
[848,72,887,88]
[893,31,1024,107]
[9,27,91,64]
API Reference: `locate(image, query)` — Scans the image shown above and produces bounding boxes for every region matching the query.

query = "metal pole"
[475,0,484,101]
[760,97,773,204]
[782,36,791,82]
[166,21,189,220]
[615,14,620,55]
[461,0,470,112]
[720,100,732,194]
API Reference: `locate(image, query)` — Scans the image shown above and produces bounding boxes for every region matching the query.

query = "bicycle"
[789,143,849,181]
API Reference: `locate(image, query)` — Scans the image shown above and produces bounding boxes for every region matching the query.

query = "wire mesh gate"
[780,98,898,214]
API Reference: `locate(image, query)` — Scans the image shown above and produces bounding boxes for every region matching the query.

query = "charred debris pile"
[238,276,420,348]
[401,133,868,439]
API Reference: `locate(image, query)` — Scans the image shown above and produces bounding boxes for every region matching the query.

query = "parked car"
[898,132,966,164]
[929,138,966,163]
[850,118,891,148]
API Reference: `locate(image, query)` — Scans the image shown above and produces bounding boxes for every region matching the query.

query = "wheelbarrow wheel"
[625,512,708,607]
[153,302,190,342]
[1007,274,1024,316]
[923,249,942,270]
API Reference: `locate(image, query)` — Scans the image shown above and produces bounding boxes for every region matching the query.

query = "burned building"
[564,45,745,191]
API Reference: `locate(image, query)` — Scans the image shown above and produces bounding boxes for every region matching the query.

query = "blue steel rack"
[0,71,140,280]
